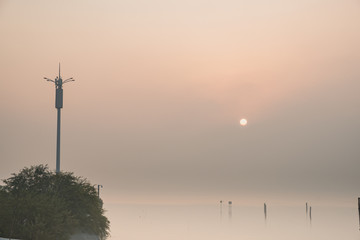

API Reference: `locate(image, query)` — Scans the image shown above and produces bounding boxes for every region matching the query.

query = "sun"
[240,118,247,126]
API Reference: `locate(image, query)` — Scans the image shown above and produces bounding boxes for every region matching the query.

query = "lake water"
[104,203,360,240]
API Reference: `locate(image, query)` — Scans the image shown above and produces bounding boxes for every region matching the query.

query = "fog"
[0,0,360,206]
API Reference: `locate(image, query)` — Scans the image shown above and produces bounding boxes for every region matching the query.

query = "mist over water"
[104,203,359,240]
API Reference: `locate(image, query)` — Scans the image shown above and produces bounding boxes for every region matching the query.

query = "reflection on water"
[104,203,360,240]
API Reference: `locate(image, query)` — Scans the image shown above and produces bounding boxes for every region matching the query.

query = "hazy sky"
[1,0,360,205]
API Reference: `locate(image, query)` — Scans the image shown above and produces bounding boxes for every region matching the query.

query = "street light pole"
[45,64,74,173]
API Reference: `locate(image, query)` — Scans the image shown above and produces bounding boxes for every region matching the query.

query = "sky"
[0,0,360,206]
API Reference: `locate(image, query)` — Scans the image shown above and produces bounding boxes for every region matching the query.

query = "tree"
[0,165,110,240]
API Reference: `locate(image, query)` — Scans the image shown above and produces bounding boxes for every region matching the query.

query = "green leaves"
[0,165,110,240]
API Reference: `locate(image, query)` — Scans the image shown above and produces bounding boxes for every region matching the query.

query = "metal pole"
[56,108,61,173]
[44,64,74,174]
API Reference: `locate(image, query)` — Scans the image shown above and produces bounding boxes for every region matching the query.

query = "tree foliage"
[0,165,110,240]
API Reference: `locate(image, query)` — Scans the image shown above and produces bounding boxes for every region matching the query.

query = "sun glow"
[240,118,247,126]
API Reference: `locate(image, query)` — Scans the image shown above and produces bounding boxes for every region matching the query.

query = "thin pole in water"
[264,203,267,220]
[220,200,223,218]
[228,201,232,219]
[358,198,360,230]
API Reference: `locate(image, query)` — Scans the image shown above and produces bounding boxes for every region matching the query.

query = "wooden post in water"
[228,201,232,219]
[306,202,308,217]
[358,198,360,230]
[220,200,223,218]
[309,206,312,221]
[264,203,267,220]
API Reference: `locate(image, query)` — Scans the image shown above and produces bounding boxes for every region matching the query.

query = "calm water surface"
[104,203,360,240]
